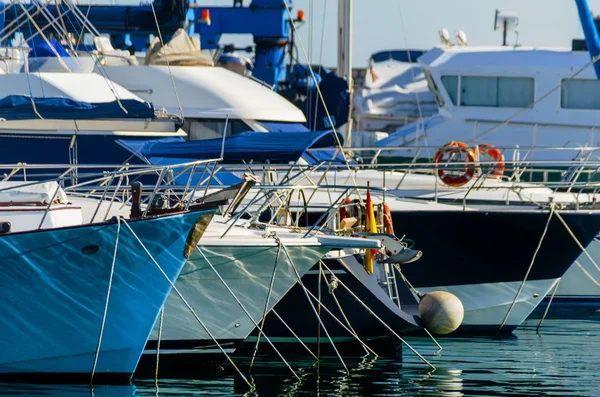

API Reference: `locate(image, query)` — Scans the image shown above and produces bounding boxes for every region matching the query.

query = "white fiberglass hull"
[417,278,559,333]
[553,237,600,305]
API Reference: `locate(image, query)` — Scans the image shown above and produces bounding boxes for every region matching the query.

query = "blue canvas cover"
[31,40,71,57]
[138,130,344,163]
[0,95,155,120]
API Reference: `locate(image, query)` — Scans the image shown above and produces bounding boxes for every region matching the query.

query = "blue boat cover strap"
[0,95,155,120]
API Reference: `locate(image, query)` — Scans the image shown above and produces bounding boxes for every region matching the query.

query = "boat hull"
[0,210,212,382]
[240,254,420,355]
[547,236,600,307]
[391,210,600,333]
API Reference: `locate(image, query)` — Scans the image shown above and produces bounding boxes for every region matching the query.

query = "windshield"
[259,121,310,133]
[183,118,251,141]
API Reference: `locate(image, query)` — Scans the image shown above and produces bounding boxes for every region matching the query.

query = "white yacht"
[99,60,308,138]
[377,45,600,162]
[353,49,437,140]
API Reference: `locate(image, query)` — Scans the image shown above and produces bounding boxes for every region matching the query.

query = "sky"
[214,0,600,67]
[40,0,600,67]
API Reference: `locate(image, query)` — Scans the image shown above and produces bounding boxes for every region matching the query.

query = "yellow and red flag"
[364,188,378,274]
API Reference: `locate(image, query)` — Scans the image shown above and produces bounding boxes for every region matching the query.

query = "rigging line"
[75,1,94,45]
[66,0,100,37]
[149,0,184,121]
[53,2,75,54]
[53,2,89,44]
[25,4,71,45]
[468,55,600,145]
[0,2,12,18]
[283,0,361,197]
[57,3,129,114]
[29,2,48,99]
[62,1,132,115]
[313,0,327,132]
[306,0,313,127]
[20,6,44,120]
[497,203,556,334]
[0,3,42,42]
[16,1,72,72]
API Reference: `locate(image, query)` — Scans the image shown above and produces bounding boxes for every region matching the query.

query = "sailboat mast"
[337,0,353,144]
[337,0,352,85]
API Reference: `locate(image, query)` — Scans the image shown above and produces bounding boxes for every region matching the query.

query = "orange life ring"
[478,143,505,179]
[433,141,476,187]
[339,197,352,220]
[382,202,394,235]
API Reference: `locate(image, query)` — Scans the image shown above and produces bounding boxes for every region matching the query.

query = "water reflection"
[0,384,136,397]
[3,310,600,396]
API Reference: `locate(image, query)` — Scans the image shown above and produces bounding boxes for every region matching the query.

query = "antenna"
[456,30,467,46]
[438,28,452,47]
[494,9,519,46]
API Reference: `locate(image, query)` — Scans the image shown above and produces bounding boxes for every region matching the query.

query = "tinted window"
[460,76,534,108]
[441,76,458,105]
[183,119,250,141]
[371,50,425,63]
[561,79,600,109]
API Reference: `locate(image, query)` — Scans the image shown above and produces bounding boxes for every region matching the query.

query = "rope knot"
[328,275,339,294]
[263,230,277,239]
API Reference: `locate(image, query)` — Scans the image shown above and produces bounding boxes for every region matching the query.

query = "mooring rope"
[120,219,254,390]
[250,243,282,368]
[196,247,300,381]
[271,309,319,359]
[322,261,374,357]
[297,271,378,356]
[497,203,557,334]
[536,279,561,333]
[275,237,349,373]
[90,217,120,385]
[155,306,164,388]
[555,211,600,277]
[574,260,600,288]
[320,262,436,370]
[391,265,443,351]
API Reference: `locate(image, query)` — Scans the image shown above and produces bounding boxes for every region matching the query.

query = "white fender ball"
[418,291,464,335]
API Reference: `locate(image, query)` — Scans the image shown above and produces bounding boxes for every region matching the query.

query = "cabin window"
[183,119,251,141]
[460,76,534,108]
[561,79,600,110]
[423,69,445,108]
[441,76,458,105]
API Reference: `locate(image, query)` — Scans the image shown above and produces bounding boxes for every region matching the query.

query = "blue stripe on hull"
[546,296,600,303]
[0,210,211,380]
